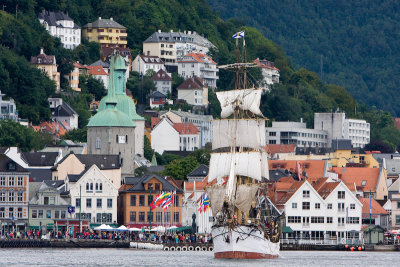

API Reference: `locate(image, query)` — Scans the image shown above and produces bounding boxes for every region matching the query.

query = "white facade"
[178,53,218,88]
[38,12,81,49]
[266,121,328,147]
[67,165,118,225]
[151,118,180,154]
[284,181,362,240]
[179,133,200,152]
[132,55,166,76]
[314,112,370,148]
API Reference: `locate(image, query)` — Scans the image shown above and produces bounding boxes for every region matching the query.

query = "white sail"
[234,184,259,215]
[212,119,266,150]
[216,89,264,118]
[208,152,269,182]
[206,185,227,217]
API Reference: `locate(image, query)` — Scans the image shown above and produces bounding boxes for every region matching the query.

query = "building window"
[338,217,345,225]
[269,132,276,136]
[156,212,163,223]
[315,203,320,209]
[148,183,153,191]
[44,197,49,205]
[338,191,345,199]
[396,215,400,225]
[327,217,333,223]
[17,192,23,202]
[269,140,277,144]
[130,195,136,206]
[32,210,37,219]
[139,195,145,206]
[302,202,310,210]
[46,210,52,219]
[0,207,5,218]
[155,183,160,191]
[174,196,179,207]
[86,183,90,192]
[292,203,297,209]
[287,216,301,223]
[338,202,345,211]
[310,217,324,223]
[107,198,112,208]
[86,198,92,208]
[17,208,23,218]
[327,203,332,209]
[96,213,102,223]
[303,190,310,198]
[347,217,360,224]
[99,183,103,191]
[54,210,60,219]
[96,137,101,149]
[130,211,136,222]
[8,177,14,187]
[38,210,43,218]
[139,212,145,222]
[148,195,153,206]
[0,192,5,202]
[350,204,356,210]
[76,198,81,208]
[0,176,5,186]
[90,183,93,191]
[164,212,171,223]
[17,177,24,187]
[8,191,14,202]
[97,198,102,208]
[173,212,180,223]
[95,183,99,191]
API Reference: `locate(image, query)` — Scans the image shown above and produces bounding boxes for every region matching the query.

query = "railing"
[280,238,364,245]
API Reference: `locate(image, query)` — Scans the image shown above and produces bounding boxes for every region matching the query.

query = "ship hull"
[212,225,280,259]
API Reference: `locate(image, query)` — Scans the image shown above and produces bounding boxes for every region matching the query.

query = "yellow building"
[66,62,89,92]
[30,48,60,92]
[82,17,127,48]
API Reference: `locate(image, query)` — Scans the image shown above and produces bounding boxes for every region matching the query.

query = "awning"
[282,226,294,233]
[29,226,40,230]
[168,226,191,233]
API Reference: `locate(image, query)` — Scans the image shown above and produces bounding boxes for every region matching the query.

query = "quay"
[0,239,129,248]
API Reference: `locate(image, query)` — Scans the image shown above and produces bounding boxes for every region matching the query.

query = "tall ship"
[206,32,280,259]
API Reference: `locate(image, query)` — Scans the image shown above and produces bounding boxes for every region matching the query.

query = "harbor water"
[0,248,399,266]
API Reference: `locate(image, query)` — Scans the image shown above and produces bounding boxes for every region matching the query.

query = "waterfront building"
[0,154,30,232]
[82,17,127,48]
[314,112,370,148]
[329,167,388,200]
[183,177,213,233]
[268,160,329,180]
[51,153,122,187]
[30,48,60,92]
[264,144,296,159]
[28,180,69,231]
[38,11,81,49]
[150,117,200,154]
[177,76,209,107]
[66,165,118,228]
[178,53,218,88]
[0,91,20,122]
[151,69,172,95]
[387,179,400,229]
[359,197,389,229]
[95,52,145,160]
[159,110,213,147]
[132,55,165,76]
[118,174,183,228]
[275,178,362,241]
[266,120,328,147]
[254,58,280,86]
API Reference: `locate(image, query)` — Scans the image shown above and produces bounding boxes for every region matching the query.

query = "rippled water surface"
[1,248,399,267]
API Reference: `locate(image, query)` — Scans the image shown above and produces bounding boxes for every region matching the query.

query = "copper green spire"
[151,153,158,166]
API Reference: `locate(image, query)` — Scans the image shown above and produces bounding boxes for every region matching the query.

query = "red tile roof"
[311,178,340,199]
[152,69,172,81]
[269,160,326,180]
[151,117,161,129]
[177,76,204,90]
[185,177,209,191]
[330,167,379,192]
[36,121,67,136]
[359,197,388,215]
[73,62,89,69]
[87,65,108,76]
[178,53,216,64]
[254,58,280,71]
[264,144,296,157]
[30,52,56,65]
[173,122,199,135]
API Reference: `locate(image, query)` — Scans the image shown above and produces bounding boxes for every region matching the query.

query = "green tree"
[163,156,199,180]
[80,76,106,100]
[144,135,154,161]
[190,149,211,165]
[62,127,87,143]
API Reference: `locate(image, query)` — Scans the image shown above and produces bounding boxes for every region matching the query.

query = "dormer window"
[148,183,153,191]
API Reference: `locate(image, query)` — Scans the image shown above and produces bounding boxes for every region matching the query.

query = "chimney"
[170,29,173,33]
[40,48,44,54]
[110,17,113,21]
[158,29,161,33]
[99,17,101,20]
[188,31,192,35]
[300,118,303,123]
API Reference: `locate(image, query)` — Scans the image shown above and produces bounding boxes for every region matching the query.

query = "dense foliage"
[0,120,51,151]
[209,0,400,115]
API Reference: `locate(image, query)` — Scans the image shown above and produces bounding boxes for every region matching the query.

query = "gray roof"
[29,182,42,201]
[43,180,65,188]
[83,18,126,29]
[67,174,83,183]
[123,174,182,193]
[0,154,29,173]
[331,139,352,151]
[38,11,80,29]
[188,164,209,177]
[40,144,86,158]
[22,152,59,167]
[75,154,120,170]
[90,60,110,68]
[269,169,293,182]
[149,91,167,98]
[144,31,215,48]
[124,177,142,185]
[28,168,52,182]
[159,110,213,121]
[52,102,77,117]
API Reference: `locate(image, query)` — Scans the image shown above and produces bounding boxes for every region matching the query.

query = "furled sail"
[208,152,269,182]
[205,185,227,217]
[234,184,259,215]
[216,89,264,118]
[212,119,266,150]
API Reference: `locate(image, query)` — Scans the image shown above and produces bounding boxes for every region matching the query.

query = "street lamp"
[149,189,152,231]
